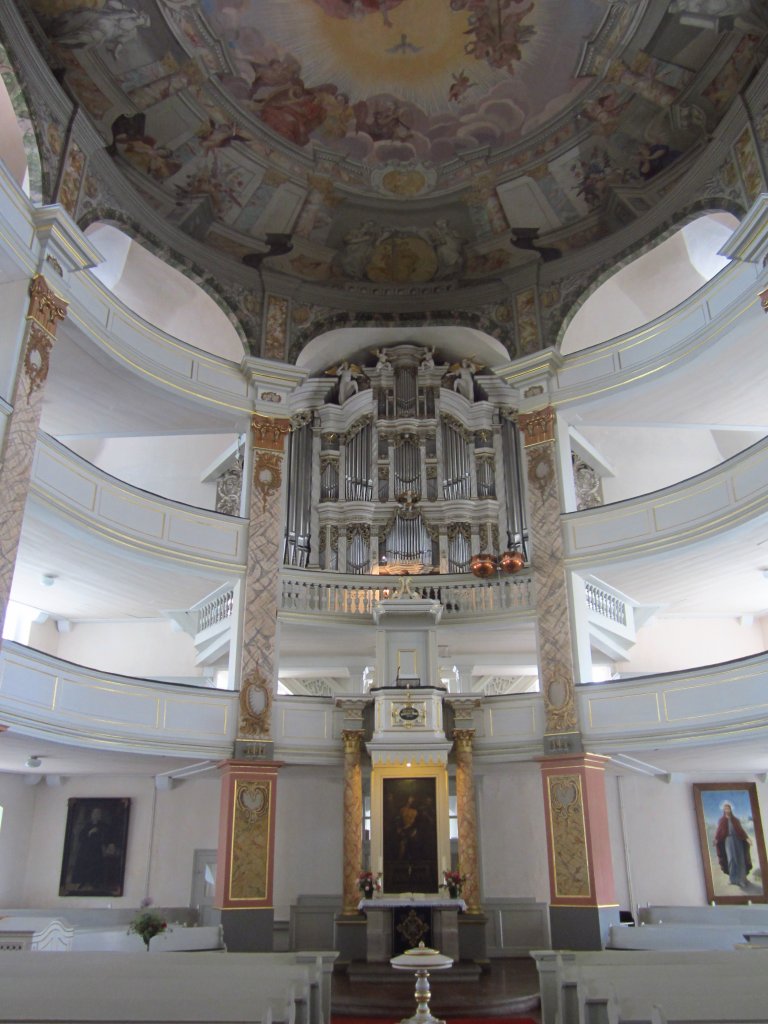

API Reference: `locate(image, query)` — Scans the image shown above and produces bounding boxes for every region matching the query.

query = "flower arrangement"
[357,871,381,896]
[440,870,467,897]
[128,897,168,949]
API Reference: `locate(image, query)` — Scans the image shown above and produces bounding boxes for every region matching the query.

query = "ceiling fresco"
[24,0,768,288]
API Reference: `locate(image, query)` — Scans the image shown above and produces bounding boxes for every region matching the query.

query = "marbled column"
[453,729,481,914]
[236,414,291,756]
[342,729,365,913]
[518,407,581,754]
[0,275,67,635]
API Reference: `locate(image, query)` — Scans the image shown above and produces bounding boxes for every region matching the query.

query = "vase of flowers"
[440,870,466,899]
[128,897,168,949]
[357,871,381,899]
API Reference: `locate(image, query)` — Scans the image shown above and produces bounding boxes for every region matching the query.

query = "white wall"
[0,773,37,903]
[579,425,725,504]
[476,764,551,900]
[273,765,344,919]
[617,617,766,676]
[28,620,205,681]
[14,772,220,909]
[64,434,237,511]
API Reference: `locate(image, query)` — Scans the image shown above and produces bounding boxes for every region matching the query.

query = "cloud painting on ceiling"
[28,0,767,286]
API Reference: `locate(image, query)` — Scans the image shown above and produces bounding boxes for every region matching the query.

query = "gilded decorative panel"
[228,778,272,901]
[547,773,591,899]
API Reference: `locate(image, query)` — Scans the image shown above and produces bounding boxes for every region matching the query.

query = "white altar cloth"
[358,897,466,911]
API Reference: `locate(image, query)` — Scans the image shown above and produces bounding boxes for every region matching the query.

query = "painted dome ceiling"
[25,0,768,289]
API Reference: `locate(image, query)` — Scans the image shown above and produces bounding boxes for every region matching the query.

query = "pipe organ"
[283,343,527,574]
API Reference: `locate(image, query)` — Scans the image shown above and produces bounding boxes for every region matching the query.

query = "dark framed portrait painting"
[382,776,438,894]
[693,783,768,904]
[59,797,131,897]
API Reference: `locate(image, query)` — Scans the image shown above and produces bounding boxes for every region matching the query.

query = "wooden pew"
[0,951,315,1023]
[532,949,768,1024]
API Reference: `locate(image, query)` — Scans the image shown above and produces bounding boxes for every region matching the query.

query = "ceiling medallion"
[372,164,436,198]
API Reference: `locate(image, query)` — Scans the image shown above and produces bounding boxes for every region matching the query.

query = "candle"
[378,856,382,874]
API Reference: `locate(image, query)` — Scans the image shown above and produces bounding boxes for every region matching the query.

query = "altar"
[358,897,465,962]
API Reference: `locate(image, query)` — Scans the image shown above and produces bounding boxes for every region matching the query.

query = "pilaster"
[215,759,282,951]
[0,274,67,635]
[453,729,482,914]
[539,753,619,949]
[518,406,581,755]
[235,413,291,760]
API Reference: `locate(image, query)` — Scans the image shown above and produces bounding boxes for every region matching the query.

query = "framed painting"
[59,797,131,897]
[693,783,768,904]
[382,777,438,894]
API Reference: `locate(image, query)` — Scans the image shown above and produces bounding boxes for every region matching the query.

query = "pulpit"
[358,897,465,962]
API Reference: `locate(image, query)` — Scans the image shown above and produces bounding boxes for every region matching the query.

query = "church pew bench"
[0,951,311,1023]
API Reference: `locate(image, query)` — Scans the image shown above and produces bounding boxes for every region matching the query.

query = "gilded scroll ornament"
[239,671,273,737]
[253,451,283,512]
[526,446,555,499]
[760,286,768,313]
[24,324,54,399]
[544,677,578,732]
[27,275,68,335]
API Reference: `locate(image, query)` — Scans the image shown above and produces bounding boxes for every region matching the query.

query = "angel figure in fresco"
[310,0,407,26]
[47,1,150,60]
[428,219,464,279]
[354,99,412,143]
[464,2,536,73]
[196,119,250,167]
[449,70,476,103]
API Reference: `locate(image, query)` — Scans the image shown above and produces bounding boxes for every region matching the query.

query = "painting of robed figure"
[59,797,131,897]
[383,777,438,893]
[693,783,768,904]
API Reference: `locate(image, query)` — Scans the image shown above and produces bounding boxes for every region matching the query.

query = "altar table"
[357,898,465,962]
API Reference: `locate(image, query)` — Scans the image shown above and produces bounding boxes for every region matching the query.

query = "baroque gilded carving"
[760,286,768,313]
[239,671,273,738]
[27,275,67,336]
[250,414,291,452]
[229,778,271,900]
[253,451,283,513]
[518,406,556,446]
[547,773,590,898]
[572,453,603,510]
[526,445,555,500]
[23,323,54,400]
[544,676,578,733]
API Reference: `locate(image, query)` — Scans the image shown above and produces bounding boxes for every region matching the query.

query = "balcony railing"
[279,569,534,621]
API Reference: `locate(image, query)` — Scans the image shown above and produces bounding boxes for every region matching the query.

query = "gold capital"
[250,414,291,453]
[27,274,67,337]
[518,406,556,447]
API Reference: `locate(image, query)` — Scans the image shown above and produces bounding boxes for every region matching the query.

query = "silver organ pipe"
[501,416,528,557]
[384,512,432,565]
[345,421,373,502]
[394,439,420,495]
[395,367,417,417]
[447,525,471,572]
[441,421,470,500]
[283,419,313,566]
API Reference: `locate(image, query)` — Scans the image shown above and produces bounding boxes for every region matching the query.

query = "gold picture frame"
[693,782,768,904]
